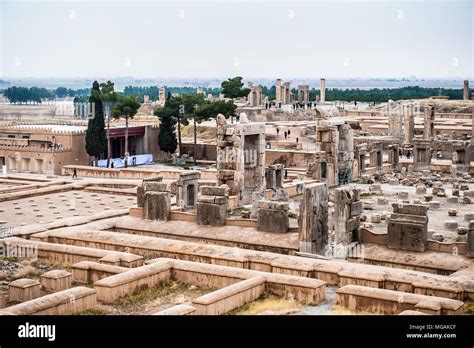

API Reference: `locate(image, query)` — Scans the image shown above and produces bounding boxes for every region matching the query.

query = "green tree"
[112,95,140,168]
[85,81,107,165]
[99,81,117,167]
[220,76,250,122]
[155,93,178,155]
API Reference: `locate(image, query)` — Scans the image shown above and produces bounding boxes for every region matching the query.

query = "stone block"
[428,201,440,209]
[415,185,426,195]
[40,270,72,292]
[257,209,289,233]
[197,202,227,227]
[144,182,169,192]
[424,195,433,202]
[200,185,230,197]
[448,208,458,216]
[447,197,459,204]
[377,198,388,205]
[464,212,474,222]
[143,191,171,221]
[350,201,363,217]
[444,220,458,230]
[392,203,428,216]
[387,220,427,252]
[9,279,41,303]
[257,200,288,211]
[397,192,409,199]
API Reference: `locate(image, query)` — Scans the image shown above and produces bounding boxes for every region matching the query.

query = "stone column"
[143,184,171,221]
[464,80,470,101]
[403,104,414,144]
[276,79,282,103]
[320,78,326,103]
[159,87,165,104]
[298,182,328,254]
[423,105,435,140]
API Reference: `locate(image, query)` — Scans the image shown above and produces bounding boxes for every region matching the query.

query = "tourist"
[406,150,411,159]
[296,137,299,143]
[287,129,291,138]
[437,150,442,160]
[276,128,280,136]
[72,167,77,179]
[284,131,287,139]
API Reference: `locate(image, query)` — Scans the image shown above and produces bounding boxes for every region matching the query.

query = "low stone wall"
[93,260,173,303]
[0,287,97,315]
[71,261,129,284]
[2,237,143,267]
[26,229,474,301]
[360,228,467,255]
[62,165,192,181]
[192,277,265,315]
[336,285,464,315]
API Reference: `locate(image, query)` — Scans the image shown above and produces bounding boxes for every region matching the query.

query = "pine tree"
[85,81,107,165]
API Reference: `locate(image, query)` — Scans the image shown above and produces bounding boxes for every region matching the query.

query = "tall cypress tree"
[85,81,107,165]
[155,93,178,154]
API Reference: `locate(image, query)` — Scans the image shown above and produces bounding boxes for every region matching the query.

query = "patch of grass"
[13,266,39,279]
[1,256,18,262]
[79,308,107,315]
[33,260,70,270]
[464,303,474,314]
[114,280,198,307]
[229,294,302,315]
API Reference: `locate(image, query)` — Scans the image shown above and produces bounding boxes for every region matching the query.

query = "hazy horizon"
[1,0,473,79]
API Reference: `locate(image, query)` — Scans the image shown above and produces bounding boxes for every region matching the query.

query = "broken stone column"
[333,187,361,245]
[137,176,163,207]
[216,114,266,206]
[197,185,229,227]
[464,80,470,101]
[143,183,171,221]
[387,203,429,252]
[388,144,399,170]
[403,105,415,144]
[298,182,328,254]
[320,78,326,103]
[257,200,289,233]
[423,105,435,141]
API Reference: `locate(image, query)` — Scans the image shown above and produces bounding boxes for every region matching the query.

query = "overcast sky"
[1,0,472,78]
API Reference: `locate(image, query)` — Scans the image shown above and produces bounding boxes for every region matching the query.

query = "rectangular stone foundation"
[0,287,97,315]
[9,279,41,303]
[336,285,464,315]
[40,270,72,292]
[192,276,266,315]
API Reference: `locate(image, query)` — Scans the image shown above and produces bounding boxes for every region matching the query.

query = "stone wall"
[387,203,429,252]
[197,185,229,227]
[333,187,361,245]
[336,284,463,315]
[256,200,289,233]
[298,183,328,254]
